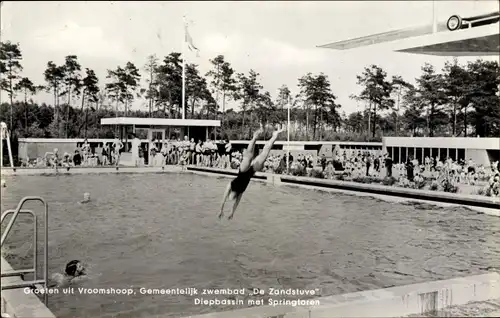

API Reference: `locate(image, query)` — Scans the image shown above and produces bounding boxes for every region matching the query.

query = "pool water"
[1,173,499,318]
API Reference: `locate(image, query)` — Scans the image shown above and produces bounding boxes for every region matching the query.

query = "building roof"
[318,22,499,56]
[383,137,500,150]
[231,140,383,146]
[17,138,383,146]
[100,117,221,127]
[318,22,448,50]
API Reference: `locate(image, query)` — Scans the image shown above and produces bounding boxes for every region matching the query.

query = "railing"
[455,13,500,31]
[1,197,49,305]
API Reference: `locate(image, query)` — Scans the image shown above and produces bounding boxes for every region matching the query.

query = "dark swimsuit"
[230,166,255,194]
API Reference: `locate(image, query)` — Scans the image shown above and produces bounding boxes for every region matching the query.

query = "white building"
[382,137,499,165]
[318,10,499,165]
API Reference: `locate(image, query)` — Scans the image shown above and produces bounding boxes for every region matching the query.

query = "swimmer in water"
[219,126,285,220]
[80,192,91,204]
[49,260,87,288]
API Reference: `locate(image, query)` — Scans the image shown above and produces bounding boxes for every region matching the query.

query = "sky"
[1,0,499,115]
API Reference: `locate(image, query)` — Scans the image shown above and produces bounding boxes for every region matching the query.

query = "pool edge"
[181,272,500,318]
[186,167,500,215]
[3,166,498,215]
[1,166,183,176]
[1,257,56,318]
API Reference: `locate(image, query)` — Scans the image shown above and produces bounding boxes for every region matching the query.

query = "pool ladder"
[1,196,49,306]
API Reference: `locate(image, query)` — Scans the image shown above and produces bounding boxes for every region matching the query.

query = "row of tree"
[353,61,500,138]
[1,40,499,141]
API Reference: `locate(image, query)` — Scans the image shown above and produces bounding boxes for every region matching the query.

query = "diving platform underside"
[318,23,499,56]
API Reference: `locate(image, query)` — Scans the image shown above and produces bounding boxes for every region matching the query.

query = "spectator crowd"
[19,138,500,198]
[251,150,500,198]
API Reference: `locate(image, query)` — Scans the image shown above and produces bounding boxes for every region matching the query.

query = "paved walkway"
[406,299,500,317]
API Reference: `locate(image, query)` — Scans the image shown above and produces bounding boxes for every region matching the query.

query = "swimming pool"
[1,172,499,318]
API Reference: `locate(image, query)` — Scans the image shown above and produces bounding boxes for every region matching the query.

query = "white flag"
[185,23,200,57]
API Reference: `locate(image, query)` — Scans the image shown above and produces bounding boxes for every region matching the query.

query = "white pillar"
[286,97,291,174]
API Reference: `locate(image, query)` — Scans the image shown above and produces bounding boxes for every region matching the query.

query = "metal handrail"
[462,16,499,28]
[1,210,37,280]
[1,197,48,305]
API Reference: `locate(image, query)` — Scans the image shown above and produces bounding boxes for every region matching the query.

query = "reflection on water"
[1,173,499,318]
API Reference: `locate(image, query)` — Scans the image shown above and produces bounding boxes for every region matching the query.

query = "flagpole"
[286,96,291,175]
[182,16,186,120]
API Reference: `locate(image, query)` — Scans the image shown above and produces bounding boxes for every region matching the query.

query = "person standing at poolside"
[167,139,174,165]
[112,138,124,166]
[320,154,327,172]
[189,138,196,165]
[150,138,158,166]
[172,139,179,165]
[101,144,109,166]
[219,126,285,220]
[374,155,380,173]
[406,157,414,181]
[50,148,60,171]
[138,145,145,166]
[210,139,218,166]
[201,140,209,166]
[216,139,226,168]
[195,140,202,166]
[82,139,91,166]
[131,134,140,166]
[385,153,393,178]
[183,136,190,154]
[203,138,212,166]
[160,141,168,167]
[224,138,232,169]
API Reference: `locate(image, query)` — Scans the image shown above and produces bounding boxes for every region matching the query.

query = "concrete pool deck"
[187,166,500,209]
[181,272,500,318]
[406,299,500,317]
[184,166,500,216]
[1,257,55,318]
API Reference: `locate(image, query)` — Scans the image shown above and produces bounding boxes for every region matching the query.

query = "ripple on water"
[1,173,499,318]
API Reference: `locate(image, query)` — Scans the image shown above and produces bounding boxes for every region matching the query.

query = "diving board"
[318,22,448,50]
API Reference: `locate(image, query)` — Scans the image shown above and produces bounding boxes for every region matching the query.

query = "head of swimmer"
[65,260,86,277]
[83,192,91,202]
